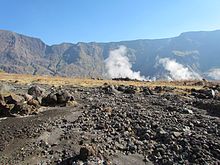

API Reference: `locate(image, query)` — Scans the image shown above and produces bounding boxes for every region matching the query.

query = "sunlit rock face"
[0,29,220,80]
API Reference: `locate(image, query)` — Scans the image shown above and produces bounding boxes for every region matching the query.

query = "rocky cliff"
[0,29,220,80]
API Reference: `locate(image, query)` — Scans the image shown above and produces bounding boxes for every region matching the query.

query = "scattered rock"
[11,103,38,116]
[191,88,216,99]
[79,145,97,161]
[154,86,162,93]
[28,86,45,98]
[0,82,219,165]
[183,108,193,114]
[42,90,74,106]
[173,131,182,138]
[27,99,40,108]
[23,93,33,101]
[4,94,24,104]
[124,86,136,94]
[0,100,14,117]
[142,87,153,95]
[102,85,119,94]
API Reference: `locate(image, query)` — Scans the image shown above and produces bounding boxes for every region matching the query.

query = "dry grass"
[0,73,203,90]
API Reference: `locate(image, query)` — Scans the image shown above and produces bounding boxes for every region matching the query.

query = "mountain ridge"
[0,29,220,80]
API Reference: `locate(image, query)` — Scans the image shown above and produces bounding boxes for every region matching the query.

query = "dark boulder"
[0,100,14,117]
[23,93,33,101]
[142,87,153,95]
[191,88,215,99]
[102,85,119,94]
[112,77,140,81]
[42,90,74,106]
[79,145,97,161]
[56,90,74,104]
[0,93,38,117]
[4,94,24,104]
[194,100,220,117]
[27,99,40,108]
[11,103,38,116]
[28,86,45,98]
[42,93,57,106]
[154,86,163,93]
[163,86,175,92]
[117,85,126,92]
[124,86,136,94]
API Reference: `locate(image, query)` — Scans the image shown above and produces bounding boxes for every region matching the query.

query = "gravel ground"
[0,82,219,165]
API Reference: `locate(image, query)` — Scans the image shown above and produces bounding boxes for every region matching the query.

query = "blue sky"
[0,0,220,45]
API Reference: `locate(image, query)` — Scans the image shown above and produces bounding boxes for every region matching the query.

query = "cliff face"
[0,30,48,74]
[0,29,220,79]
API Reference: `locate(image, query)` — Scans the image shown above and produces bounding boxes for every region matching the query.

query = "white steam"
[159,58,201,80]
[105,46,146,80]
[207,68,220,80]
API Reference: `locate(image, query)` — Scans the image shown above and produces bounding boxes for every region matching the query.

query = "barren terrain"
[0,73,219,165]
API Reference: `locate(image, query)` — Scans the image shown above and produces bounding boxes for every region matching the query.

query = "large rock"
[42,92,57,106]
[28,86,45,98]
[124,86,136,94]
[79,145,97,161]
[27,99,40,108]
[56,90,74,104]
[194,100,220,117]
[23,93,33,101]
[0,93,38,117]
[0,99,14,117]
[0,93,24,117]
[42,90,74,106]
[4,93,24,104]
[28,86,46,105]
[191,88,215,99]
[142,87,153,95]
[154,86,163,93]
[11,103,38,116]
[117,85,127,92]
[102,85,119,94]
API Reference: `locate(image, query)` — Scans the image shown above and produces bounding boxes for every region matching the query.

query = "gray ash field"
[0,81,220,165]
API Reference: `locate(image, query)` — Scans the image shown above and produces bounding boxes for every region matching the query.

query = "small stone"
[173,132,182,137]
[115,142,125,150]
[66,100,78,106]
[183,108,193,114]
[158,128,167,136]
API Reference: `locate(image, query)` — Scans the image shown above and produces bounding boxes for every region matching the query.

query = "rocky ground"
[0,80,220,165]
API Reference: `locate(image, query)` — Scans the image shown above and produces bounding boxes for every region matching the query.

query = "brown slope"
[0,30,106,77]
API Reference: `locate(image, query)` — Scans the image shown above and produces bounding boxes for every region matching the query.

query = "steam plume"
[207,68,220,80]
[158,58,201,80]
[105,46,146,80]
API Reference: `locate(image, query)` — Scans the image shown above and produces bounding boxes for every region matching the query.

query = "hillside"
[0,30,220,80]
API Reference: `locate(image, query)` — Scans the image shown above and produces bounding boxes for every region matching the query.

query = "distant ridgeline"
[0,29,220,80]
